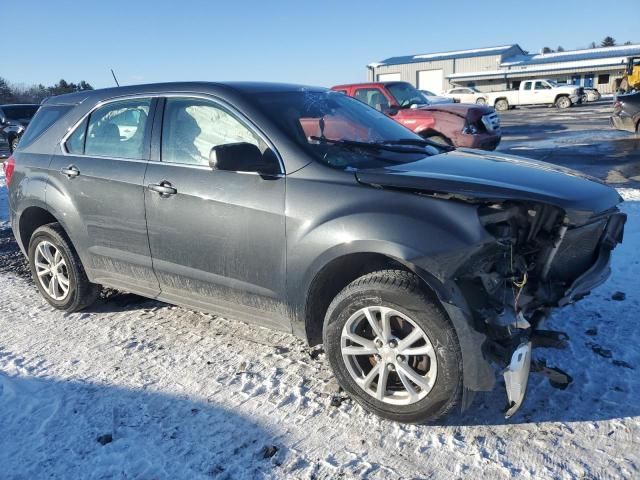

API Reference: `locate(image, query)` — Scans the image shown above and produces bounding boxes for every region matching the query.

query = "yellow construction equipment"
[618,57,640,92]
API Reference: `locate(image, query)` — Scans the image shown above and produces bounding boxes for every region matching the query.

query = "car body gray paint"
[8,82,625,394]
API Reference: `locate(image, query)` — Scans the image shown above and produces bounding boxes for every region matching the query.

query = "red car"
[331,82,501,150]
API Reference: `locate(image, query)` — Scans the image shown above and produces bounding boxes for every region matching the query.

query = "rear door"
[48,97,160,296]
[143,96,288,330]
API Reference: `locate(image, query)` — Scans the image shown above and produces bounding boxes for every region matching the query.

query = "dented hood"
[355,149,622,222]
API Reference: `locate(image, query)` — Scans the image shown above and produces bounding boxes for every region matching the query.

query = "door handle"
[61,165,80,178]
[148,181,177,197]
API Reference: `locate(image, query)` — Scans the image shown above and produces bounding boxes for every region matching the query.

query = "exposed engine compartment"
[458,202,623,329]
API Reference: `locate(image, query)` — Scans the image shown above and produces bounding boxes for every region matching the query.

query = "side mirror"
[209,142,280,176]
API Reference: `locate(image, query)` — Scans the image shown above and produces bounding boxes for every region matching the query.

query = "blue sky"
[6,0,638,89]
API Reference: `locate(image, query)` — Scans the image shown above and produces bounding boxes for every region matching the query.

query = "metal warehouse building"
[367,43,640,94]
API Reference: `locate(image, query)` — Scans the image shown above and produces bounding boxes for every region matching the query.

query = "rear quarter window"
[18,105,72,149]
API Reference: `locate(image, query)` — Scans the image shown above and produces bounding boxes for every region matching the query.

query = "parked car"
[332,82,501,150]
[0,131,10,159]
[443,87,488,105]
[610,91,640,133]
[582,87,601,103]
[485,79,582,111]
[419,89,454,104]
[0,104,40,152]
[5,82,626,423]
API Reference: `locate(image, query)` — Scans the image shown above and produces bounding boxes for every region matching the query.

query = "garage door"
[417,69,444,94]
[377,73,401,82]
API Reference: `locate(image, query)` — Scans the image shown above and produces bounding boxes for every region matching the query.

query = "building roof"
[371,45,521,67]
[501,43,640,67]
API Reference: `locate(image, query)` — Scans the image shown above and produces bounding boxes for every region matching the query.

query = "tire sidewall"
[324,282,461,423]
[28,228,80,310]
[557,96,570,108]
[495,100,508,111]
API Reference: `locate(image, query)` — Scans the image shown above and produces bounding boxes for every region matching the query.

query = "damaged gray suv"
[5,82,626,423]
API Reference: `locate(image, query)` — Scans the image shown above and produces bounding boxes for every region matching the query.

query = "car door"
[520,81,535,104]
[459,89,474,104]
[534,81,554,103]
[48,97,160,297]
[144,96,288,330]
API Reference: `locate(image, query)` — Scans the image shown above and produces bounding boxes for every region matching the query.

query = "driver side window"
[161,98,263,166]
[354,88,390,112]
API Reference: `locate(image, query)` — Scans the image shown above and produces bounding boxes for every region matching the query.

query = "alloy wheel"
[34,240,70,301]
[340,306,438,405]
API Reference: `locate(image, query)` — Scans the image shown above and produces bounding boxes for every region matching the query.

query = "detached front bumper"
[503,342,532,418]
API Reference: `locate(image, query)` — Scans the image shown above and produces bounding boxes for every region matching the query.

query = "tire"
[28,223,100,312]
[10,136,19,153]
[494,99,509,111]
[556,96,571,109]
[475,97,487,105]
[323,270,462,423]
[422,133,452,147]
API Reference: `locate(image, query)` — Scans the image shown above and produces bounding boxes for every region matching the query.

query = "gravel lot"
[497,100,640,188]
[1,104,639,479]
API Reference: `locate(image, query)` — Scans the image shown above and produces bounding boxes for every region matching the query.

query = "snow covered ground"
[0,171,639,479]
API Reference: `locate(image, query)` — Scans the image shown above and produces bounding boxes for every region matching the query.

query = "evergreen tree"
[0,77,14,103]
[601,36,616,47]
[557,46,565,52]
[542,46,553,54]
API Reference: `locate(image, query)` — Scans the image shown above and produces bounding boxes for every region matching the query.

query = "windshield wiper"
[382,138,454,151]
[309,136,428,154]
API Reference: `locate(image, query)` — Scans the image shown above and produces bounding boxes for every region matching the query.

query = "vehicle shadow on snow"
[0,372,282,479]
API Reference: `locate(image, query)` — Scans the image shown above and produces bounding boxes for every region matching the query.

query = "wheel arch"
[303,251,450,347]
[17,205,62,253]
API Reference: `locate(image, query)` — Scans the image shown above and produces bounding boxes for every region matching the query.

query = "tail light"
[3,155,15,186]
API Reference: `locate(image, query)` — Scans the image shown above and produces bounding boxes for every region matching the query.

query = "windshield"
[386,83,429,107]
[251,90,440,170]
[3,105,39,121]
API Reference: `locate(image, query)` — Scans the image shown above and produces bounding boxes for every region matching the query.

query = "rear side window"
[353,88,390,111]
[65,117,88,155]
[18,106,71,148]
[82,98,151,159]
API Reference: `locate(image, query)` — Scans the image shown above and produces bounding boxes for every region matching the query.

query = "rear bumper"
[610,114,637,133]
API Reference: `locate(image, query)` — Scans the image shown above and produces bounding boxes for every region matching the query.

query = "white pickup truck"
[486,79,582,111]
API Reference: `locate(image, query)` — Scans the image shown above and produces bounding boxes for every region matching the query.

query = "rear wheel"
[28,224,100,312]
[494,99,509,111]
[422,133,452,147]
[323,270,462,423]
[556,96,571,109]
[475,97,487,105]
[10,136,19,153]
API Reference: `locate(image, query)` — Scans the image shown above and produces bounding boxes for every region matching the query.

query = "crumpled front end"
[454,200,626,417]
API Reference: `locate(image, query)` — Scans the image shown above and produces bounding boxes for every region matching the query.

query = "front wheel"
[422,133,452,147]
[10,136,19,153]
[556,96,571,109]
[494,99,509,111]
[323,270,462,423]
[28,224,100,312]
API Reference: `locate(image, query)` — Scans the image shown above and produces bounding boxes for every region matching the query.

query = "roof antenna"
[110,69,120,87]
